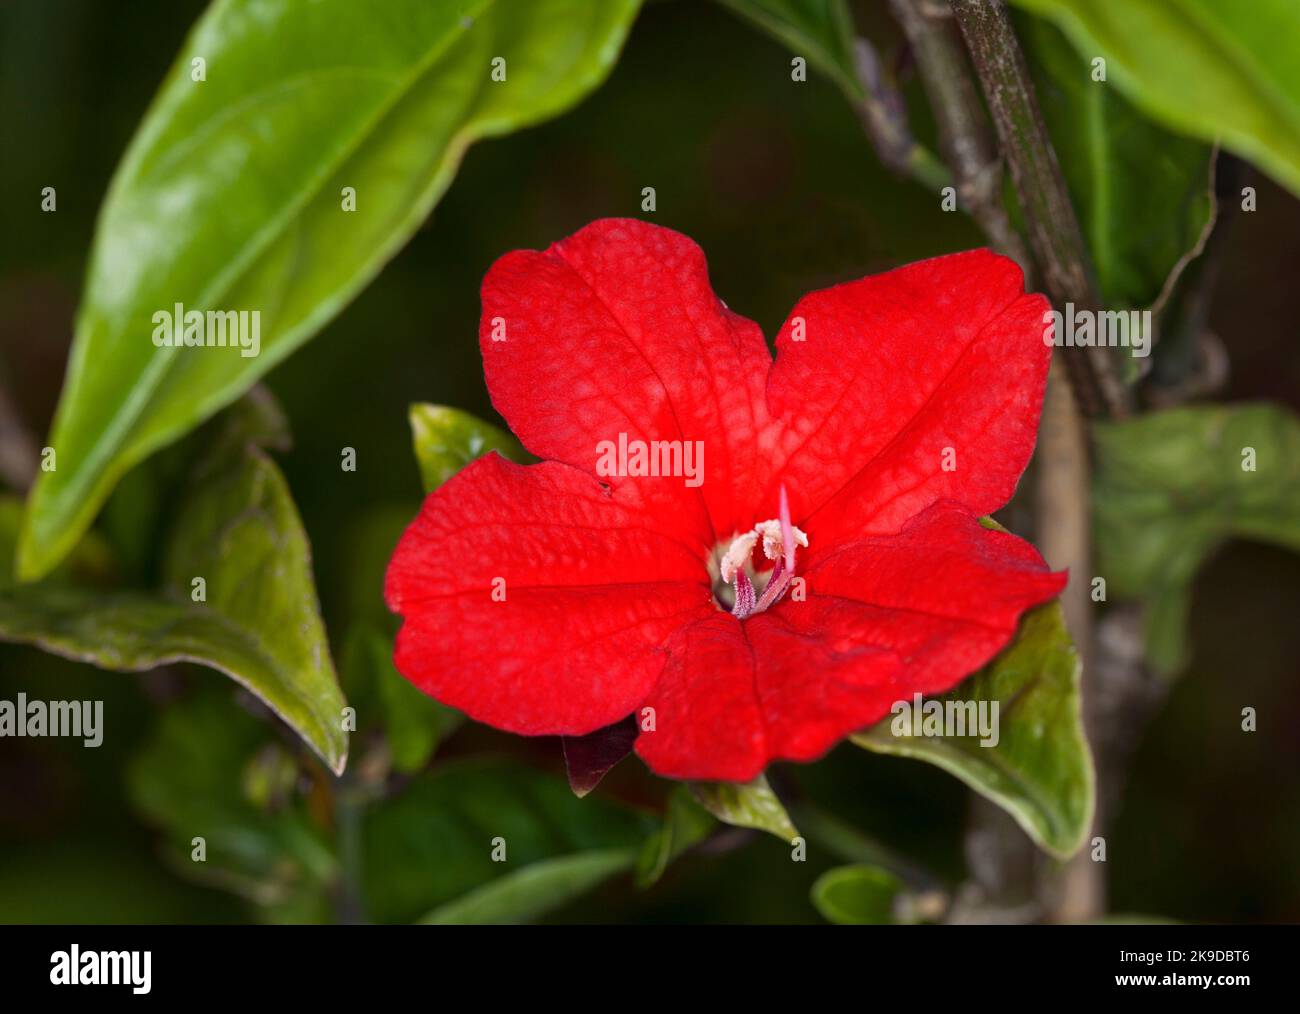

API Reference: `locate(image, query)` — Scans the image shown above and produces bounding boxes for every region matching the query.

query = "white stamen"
[754,518,808,561]
[719,529,759,584]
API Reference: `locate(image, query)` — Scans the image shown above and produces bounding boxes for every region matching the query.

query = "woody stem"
[947,0,1130,421]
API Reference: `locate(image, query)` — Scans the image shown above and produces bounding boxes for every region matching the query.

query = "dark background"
[1,0,1297,922]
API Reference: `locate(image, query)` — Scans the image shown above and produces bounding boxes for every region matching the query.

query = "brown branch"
[948,0,1131,421]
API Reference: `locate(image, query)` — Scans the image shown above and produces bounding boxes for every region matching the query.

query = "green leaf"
[1093,403,1300,673]
[1016,13,1215,310]
[853,602,1094,858]
[418,849,637,924]
[716,0,864,101]
[811,865,902,925]
[19,0,642,580]
[1010,0,1300,197]
[689,775,799,843]
[635,786,716,888]
[408,402,527,494]
[363,759,655,923]
[0,433,348,773]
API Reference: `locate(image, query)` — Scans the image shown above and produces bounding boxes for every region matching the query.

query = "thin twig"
[888,0,1027,269]
[852,36,953,193]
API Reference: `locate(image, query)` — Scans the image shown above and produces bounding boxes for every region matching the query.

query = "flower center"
[709,486,807,619]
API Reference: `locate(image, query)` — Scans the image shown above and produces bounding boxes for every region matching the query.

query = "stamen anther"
[720,484,806,619]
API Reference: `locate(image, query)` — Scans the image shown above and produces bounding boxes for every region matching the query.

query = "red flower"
[385,219,1065,782]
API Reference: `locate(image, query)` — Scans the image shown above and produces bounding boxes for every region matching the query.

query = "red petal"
[635,501,1064,781]
[764,249,1051,547]
[799,500,1066,690]
[384,454,714,736]
[633,614,773,782]
[479,218,774,542]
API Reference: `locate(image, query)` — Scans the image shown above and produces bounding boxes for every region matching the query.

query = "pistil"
[724,486,806,620]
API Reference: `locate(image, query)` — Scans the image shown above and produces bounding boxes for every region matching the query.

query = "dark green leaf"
[1010,0,1300,196]
[1093,403,1300,673]
[362,759,655,923]
[19,0,642,579]
[127,690,336,922]
[716,0,864,101]
[635,786,716,888]
[853,603,1094,858]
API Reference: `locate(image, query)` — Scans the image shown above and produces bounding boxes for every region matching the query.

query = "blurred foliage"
[717,0,866,103]
[1094,403,1300,675]
[635,786,716,889]
[362,760,656,924]
[128,690,337,923]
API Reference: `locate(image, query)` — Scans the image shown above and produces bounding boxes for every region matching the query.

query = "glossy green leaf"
[362,759,655,924]
[0,435,348,773]
[635,785,716,888]
[811,865,902,925]
[690,775,799,843]
[716,0,864,101]
[853,603,1094,858]
[19,0,642,579]
[419,849,637,924]
[1010,0,1300,196]
[1016,13,1215,309]
[409,402,526,494]
[1093,403,1300,674]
